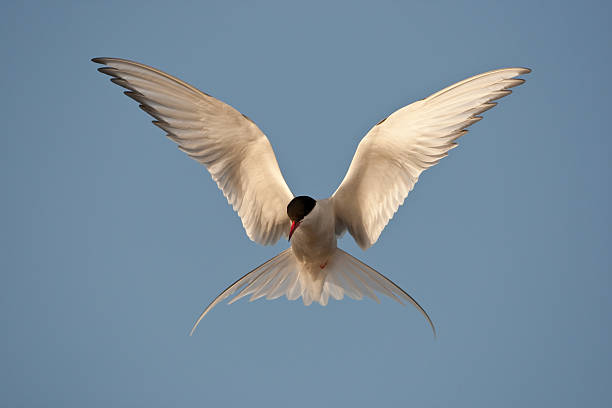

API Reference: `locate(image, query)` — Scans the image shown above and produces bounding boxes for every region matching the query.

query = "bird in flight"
[93,57,529,336]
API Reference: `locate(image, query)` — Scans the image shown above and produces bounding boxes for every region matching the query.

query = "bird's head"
[286,196,316,241]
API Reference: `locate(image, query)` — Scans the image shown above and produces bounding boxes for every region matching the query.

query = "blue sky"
[1,0,610,406]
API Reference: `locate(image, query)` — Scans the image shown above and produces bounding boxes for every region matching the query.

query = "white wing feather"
[93,57,294,245]
[332,67,530,249]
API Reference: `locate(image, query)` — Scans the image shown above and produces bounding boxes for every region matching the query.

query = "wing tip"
[97,66,119,77]
[91,57,112,64]
[497,66,531,76]
[517,67,532,74]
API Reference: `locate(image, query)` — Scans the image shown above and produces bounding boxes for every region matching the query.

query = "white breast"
[290,199,337,265]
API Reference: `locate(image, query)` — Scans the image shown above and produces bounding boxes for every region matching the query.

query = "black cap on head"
[287,196,316,222]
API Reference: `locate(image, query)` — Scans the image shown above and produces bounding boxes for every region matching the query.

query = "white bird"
[93,57,530,336]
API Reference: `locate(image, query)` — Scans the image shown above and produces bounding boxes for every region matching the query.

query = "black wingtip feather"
[110,77,137,92]
[97,67,119,77]
[124,90,147,105]
[139,104,165,121]
[152,120,171,133]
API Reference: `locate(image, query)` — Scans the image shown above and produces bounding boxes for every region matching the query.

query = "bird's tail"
[190,248,435,336]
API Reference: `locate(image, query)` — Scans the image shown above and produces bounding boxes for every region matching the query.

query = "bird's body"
[92,57,530,336]
[288,198,340,307]
[290,198,336,266]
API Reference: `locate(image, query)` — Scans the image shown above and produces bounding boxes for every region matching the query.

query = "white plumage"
[189,248,434,336]
[333,68,529,249]
[93,58,529,336]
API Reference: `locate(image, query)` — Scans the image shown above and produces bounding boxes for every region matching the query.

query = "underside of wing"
[93,57,294,245]
[333,67,530,249]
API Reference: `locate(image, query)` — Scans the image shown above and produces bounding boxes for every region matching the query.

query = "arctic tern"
[92,57,529,336]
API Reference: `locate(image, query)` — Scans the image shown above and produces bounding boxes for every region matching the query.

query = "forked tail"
[190,248,435,336]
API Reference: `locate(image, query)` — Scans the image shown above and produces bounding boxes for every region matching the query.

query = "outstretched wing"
[93,58,294,245]
[332,67,530,249]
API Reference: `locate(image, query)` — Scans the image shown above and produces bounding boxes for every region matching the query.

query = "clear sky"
[2,0,610,406]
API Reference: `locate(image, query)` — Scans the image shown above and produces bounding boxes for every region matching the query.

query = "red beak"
[288,221,300,241]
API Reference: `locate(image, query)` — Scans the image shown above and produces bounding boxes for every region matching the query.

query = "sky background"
[2,0,611,406]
